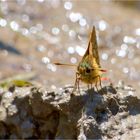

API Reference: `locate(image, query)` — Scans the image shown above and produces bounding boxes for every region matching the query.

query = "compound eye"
[86,68,91,73]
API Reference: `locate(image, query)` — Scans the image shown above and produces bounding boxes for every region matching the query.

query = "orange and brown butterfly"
[54,26,107,92]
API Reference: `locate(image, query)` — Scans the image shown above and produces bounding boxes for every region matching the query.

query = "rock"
[0,84,140,139]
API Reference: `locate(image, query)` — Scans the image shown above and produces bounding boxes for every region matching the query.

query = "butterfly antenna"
[54,62,77,67]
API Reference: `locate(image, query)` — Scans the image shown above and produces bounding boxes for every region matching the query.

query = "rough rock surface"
[0,83,140,139]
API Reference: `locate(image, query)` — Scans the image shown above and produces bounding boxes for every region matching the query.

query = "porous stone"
[0,84,139,139]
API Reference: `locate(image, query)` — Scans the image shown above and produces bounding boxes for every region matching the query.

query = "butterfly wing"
[90,26,100,66]
[82,26,101,67]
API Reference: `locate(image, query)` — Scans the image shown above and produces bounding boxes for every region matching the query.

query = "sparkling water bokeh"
[0,0,140,91]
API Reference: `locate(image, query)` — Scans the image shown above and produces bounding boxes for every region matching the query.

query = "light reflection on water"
[0,0,140,90]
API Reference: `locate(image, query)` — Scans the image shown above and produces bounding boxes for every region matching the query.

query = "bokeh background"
[0,0,140,91]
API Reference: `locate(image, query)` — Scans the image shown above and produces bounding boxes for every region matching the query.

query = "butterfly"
[55,26,107,92]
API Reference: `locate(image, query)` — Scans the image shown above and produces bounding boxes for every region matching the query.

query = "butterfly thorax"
[77,55,102,84]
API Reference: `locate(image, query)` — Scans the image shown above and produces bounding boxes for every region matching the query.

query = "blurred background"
[0,0,140,91]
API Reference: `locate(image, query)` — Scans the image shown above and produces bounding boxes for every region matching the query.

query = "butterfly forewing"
[82,26,100,67]
[91,26,100,66]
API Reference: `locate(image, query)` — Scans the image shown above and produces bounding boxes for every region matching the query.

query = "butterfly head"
[78,55,99,74]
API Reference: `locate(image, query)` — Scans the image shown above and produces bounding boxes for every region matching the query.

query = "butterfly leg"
[87,84,90,90]
[98,75,106,94]
[99,75,102,89]
[72,72,80,93]
[72,74,78,92]
[90,84,93,89]
[90,84,94,91]
[77,77,80,94]
[95,79,99,93]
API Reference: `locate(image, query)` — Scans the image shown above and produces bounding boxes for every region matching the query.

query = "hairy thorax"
[77,55,102,84]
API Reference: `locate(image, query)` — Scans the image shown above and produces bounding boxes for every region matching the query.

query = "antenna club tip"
[101,69,107,72]
[54,62,60,65]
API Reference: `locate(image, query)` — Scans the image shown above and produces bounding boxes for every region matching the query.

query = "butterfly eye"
[86,68,91,73]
